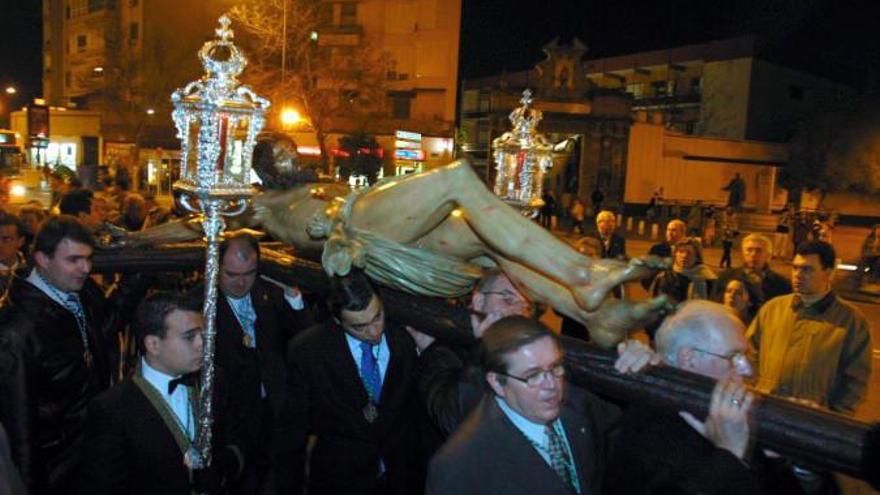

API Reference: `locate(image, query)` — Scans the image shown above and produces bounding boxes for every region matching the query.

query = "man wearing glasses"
[604,300,764,494]
[427,315,623,495]
[280,270,423,495]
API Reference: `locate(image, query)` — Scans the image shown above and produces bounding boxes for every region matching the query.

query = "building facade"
[42,0,462,178]
[584,36,854,143]
[459,39,633,210]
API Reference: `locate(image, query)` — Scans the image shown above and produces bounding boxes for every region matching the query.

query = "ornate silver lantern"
[491,89,554,217]
[170,15,269,468]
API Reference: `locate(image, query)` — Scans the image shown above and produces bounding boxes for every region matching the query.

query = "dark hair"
[252,133,317,189]
[33,215,96,257]
[674,237,704,264]
[480,315,559,379]
[58,189,94,217]
[0,213,24,237]
[329,270,377,317]
[220,232,261,263]
[795,240,836,270]
[133,291,202,354]
[718,273,762,321]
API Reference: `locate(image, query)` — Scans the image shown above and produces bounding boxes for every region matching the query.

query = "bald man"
[604,301,768,494]
[208,233,315,494]
[649,219,687,258]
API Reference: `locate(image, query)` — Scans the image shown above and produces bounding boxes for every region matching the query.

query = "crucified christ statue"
[128,134,671,347]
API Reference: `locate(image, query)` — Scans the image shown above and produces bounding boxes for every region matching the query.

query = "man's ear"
[486,371,506,398]
[677,347,696,372]
[144,335,162,357]
[33,251,50,270]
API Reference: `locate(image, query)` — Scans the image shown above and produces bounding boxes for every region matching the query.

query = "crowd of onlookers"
[0,171,873,495]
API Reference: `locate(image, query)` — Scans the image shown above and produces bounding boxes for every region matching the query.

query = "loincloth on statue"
[317,183,484,298]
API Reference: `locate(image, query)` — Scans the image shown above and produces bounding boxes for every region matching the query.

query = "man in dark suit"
[712,233,791,304]
[649,219,686,258]
[281,270,422,495]
[213,233,314,493]
[427,316,622,495]
[0,216,147,494]
[604,300,775,494]
[77,292,245,495]
[594,210,626,260]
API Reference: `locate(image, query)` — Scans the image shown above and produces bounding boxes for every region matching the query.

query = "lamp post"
[491,89,554,217]
[170,15,269,469]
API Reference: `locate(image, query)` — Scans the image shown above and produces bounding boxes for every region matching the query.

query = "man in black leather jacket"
[0,216,148,494]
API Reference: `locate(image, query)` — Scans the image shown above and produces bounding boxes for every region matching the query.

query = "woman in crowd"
[650,238,718,304]
[719,275,761,325]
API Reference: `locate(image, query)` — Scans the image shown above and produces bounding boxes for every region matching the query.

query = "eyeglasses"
[481,290,528,307]
[693,348,748,368]
[496,364,566,388]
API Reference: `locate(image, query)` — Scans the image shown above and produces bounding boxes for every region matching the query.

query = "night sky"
[2,0,877,112]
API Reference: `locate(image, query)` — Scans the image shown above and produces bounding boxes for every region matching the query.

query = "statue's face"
[272,139,300,178]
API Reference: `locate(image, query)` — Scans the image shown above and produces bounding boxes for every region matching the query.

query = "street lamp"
[4,86,16,95]
[280,107,301,128]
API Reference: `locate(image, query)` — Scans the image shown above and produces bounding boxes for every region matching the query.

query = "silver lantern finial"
[170,15,270,470]
[491,89,554,217]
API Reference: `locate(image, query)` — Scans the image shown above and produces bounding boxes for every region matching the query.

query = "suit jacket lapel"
[561,405,592,492]
[483,397,575,493]
[218,294,245,337]
[323,321,370,408]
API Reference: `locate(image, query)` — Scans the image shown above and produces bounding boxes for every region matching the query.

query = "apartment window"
[789,85,804,100]
[690,77,702,94]
[76,34,87,52]
[129,22,139,43]
[88,0,105,13]
[651,80,667,97]
[317,3,332,25]
[390,95,411,119]
[129,0,138,5]
[340,3,357,26]
[625,82,644,99]
[70,0,88,18]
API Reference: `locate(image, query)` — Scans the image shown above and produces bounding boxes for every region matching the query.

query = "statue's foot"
[572,256,670,312]
[585,294,673,349]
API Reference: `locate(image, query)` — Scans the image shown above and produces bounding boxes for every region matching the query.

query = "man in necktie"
[427,315,621,495]
[76,291,246,495]
[281,270,424,495]
[1,216,149,494]
[212,233,314,494]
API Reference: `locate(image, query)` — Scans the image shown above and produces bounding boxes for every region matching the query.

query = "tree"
[77,11,212,185]
[783,94,880,203]
[335,132,384,185]
[229,0,391,170]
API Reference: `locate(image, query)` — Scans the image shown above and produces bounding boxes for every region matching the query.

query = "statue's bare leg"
[351,160,654,311]
[351,161,602,309]
[495,258,672,348]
